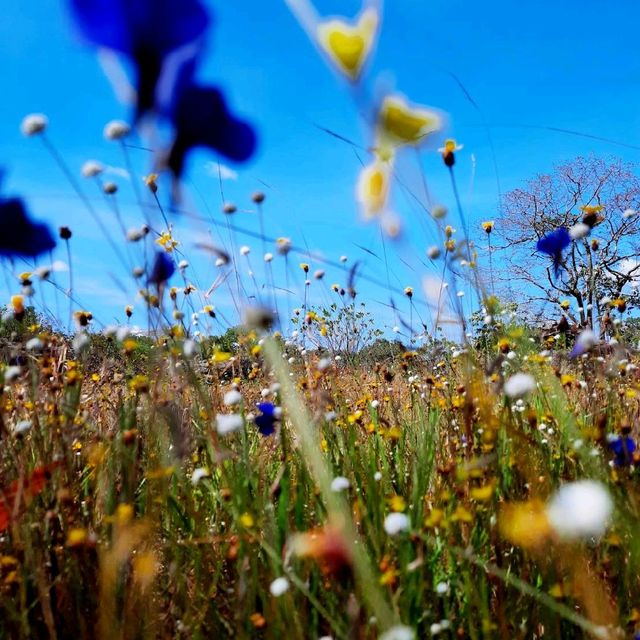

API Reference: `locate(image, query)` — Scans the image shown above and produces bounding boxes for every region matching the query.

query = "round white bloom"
[81,160,104,178]
[371,399,380,408]
[430,623,442,636]
[374,471,382,481]
[427,246,441,260]
[73,332,90,352]
[21,113,48,136]
[317,357,331,372]
[330,476,350,492]
[183,339,197,358]
[26,337,43,351]
[435,581,449,595]
[127,228,144,242]
[340,255,348,263]
[191,468,210,485]
[224,389,242,406]
[240,245,250,256]
[13,420,32,435]
[216,413,244,435]
[269,577,290,597]
[623,208,636,219]
[215,258,225,267]
[264,252,273,262]
[4,366,21,382]
[104,119,131,140]
[314,269,325,279]
[546,480,612,540]
[431,205,447,219]
[569,223,590,240]
[379,625,415,640]
[383,512,410,535]
[178,260,189,270]
[503,372,536,399]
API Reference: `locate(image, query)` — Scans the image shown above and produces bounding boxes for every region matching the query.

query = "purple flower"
[609,436,636,467]
[148,251,175,285]
[255,402,279,436]
[0,197,55,258]
[536,228,571,277]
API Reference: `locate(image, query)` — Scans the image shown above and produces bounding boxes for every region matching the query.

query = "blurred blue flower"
[69,0,210,119]
[255,402,279,436]
[167,85,257,178]
[148,251,175,285]
[536,227,571,277]
[609,435,636,467]
[0,197,56,258]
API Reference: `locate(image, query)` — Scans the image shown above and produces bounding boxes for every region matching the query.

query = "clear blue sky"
[2,0,640,337]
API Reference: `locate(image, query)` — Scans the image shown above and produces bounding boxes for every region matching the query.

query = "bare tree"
[496,156,640,331]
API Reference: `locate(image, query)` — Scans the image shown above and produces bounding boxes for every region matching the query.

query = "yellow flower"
[66,528,88,548]
[388,495,406,512]
[239,512,255,529]
[299,262,310,273]
[404,286,413,298]
[156,230,178,253]
[499,500,550,548]
[144,173,159,194]
[377,94,444,148]
[482,220,494,233]
[11,295,24,315]
[316,8,379,80]
[356,159,392,218]
[560,300,570,310]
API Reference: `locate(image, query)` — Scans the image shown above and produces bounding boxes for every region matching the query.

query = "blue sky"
[2,0,640,338]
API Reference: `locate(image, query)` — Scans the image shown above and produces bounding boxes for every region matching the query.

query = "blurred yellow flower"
[316,8,378,80]
[377,95,444,148]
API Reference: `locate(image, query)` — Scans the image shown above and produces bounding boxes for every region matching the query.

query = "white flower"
[26,337,43,351]
[317,358,331,372]
[379,625,415,640]
[81,160,104,178]
[503,373,536,399]
[240,245,250,256]
[224,390,242,406]
[384,512,410,535]
[546,480,612,540]
[21,113,48,136]
[431,205,447,219]
[183,340,197,358]
[191,468,210,485]
[427,246,441,260]
[430,623,442,636]
[623,208,636,219]
[127,227,145,242]
[569,223,590,240]
[340,255,348,263]
[216,413,244,435]
[374,471,382,481]
[13,420,32,435]
[264,252,273,262]
[269,577,290,597]
[435,581,449,595]
[371,399,380,408]
[104,119,131,140]
[330,476,350,492]
[179,260,189,270]
[73,332,90,352]
[4,366,21,383]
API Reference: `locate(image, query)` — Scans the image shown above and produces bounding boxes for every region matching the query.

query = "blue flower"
[536,227,571,277]
[608,435,636,467]
[167,86,257,178]
[255,402,279,436]
[69,0,210,119]
[148,251,175,285]
[0,197,55,258]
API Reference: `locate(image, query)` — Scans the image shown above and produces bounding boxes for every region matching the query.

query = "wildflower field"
[3,1,640,639]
